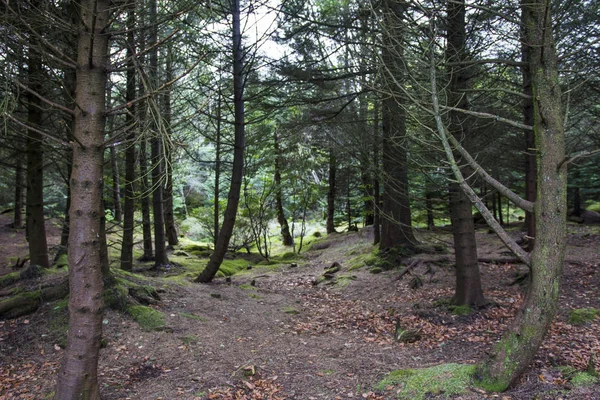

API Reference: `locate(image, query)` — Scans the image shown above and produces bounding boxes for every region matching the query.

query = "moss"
[104,283,129,311]
[53,253,68,269]
[248,293,262,299]
[216,259,251,277]
[238,284,257,290]
[568,308,599,325]
[475,331,524,392]
[277,251,297,261]
[0,271,20,288]
[449,305,472,316]
[282,307,300,315]
[179,312,206,321]
[127,305,165,331]
[369,267,383,274]
[335,275,357,288]
[570,372,598,386]
[376,364,476,399]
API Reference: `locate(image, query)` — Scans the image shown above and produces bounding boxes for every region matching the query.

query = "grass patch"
[568,308,599,325]
[181,335,199,345]
[127,305,165,331]
[238,284,257,290]
[571,372,599,386]
[179,312,206,321]
[376,363,476,400]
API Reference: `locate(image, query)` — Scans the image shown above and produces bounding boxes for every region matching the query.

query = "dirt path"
[1,224,599,399]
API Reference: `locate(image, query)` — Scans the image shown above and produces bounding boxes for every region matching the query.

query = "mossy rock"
[376,363,476,400]
[568,308,599,325]
[104,284,129,311]
[369,267,383,274]
[127,305,165,331]
[53,253,69,269]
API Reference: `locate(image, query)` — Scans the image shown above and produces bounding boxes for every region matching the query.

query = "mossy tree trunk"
[54,0,110,397]
[477,0,566,390]
[196,0,245,283]
[446,0,485,306]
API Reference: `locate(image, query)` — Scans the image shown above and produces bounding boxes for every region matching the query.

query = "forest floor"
[0,212,599,399]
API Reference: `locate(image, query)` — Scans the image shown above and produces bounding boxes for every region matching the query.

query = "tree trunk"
[373,99,381,245]
[149,0,168,267]
[13,155,24,229]
[326,147,336,234]
[139,137,153,260]
[497,191,504,225]
[25,3,50,269]
[120,0,137,271]
[54,1,110,397]
[379,0,415,249]
[213,94,221,247]
[477,0,566,389]
[446,0,485,306]
[163,44,178,247]
[274,130,293,246]
[425,192,434,230]
[521,10,536,250]
[110,146,122,222]
[196,0,245,283]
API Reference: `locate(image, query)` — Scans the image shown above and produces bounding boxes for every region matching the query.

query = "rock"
[289,263,299,268]
[581,210,600,224]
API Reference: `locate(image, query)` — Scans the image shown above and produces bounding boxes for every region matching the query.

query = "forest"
[0,0,599,399]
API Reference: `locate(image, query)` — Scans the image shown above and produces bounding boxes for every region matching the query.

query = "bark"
[497,191,504,225]
[163,44,178,247]
[138,2,153,261]
[521,8,536,250]
[446,0,485,306]
[149,0,168,267]
[425,192,434,230]
[274,130,293,246]
[13,155,24,228]
[196,0,245,283]
[379,0,415,249]
[373,99,381,245]
[54,1,110,397]
[477,0,566,389]
[25,3,50,268]
[120,0,137,272]
[139,137,154,259]
[326,147,336,234]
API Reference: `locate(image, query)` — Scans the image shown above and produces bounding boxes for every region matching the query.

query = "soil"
[1,212,599,399]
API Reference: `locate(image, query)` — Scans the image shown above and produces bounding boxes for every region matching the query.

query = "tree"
[446,0,485,306]
[429,0,567,389]
[55,0,111,397]
[25,0,50,269]
[379,0,416,249]
[196,0,245,283]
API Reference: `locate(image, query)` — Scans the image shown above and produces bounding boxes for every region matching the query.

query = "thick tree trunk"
[477,0,566,390]
[196,0,245,283]
[425,192,434,230]
[25,7,50,269]
[379,0,415,249]
[120,0,137,272]
[521,10,536,250]
[274,130,293,246]
[326,148,336,234]
[163,44,178,247]
[54,1,110,397]
[13,155,24,229]
[446,0,484,306]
